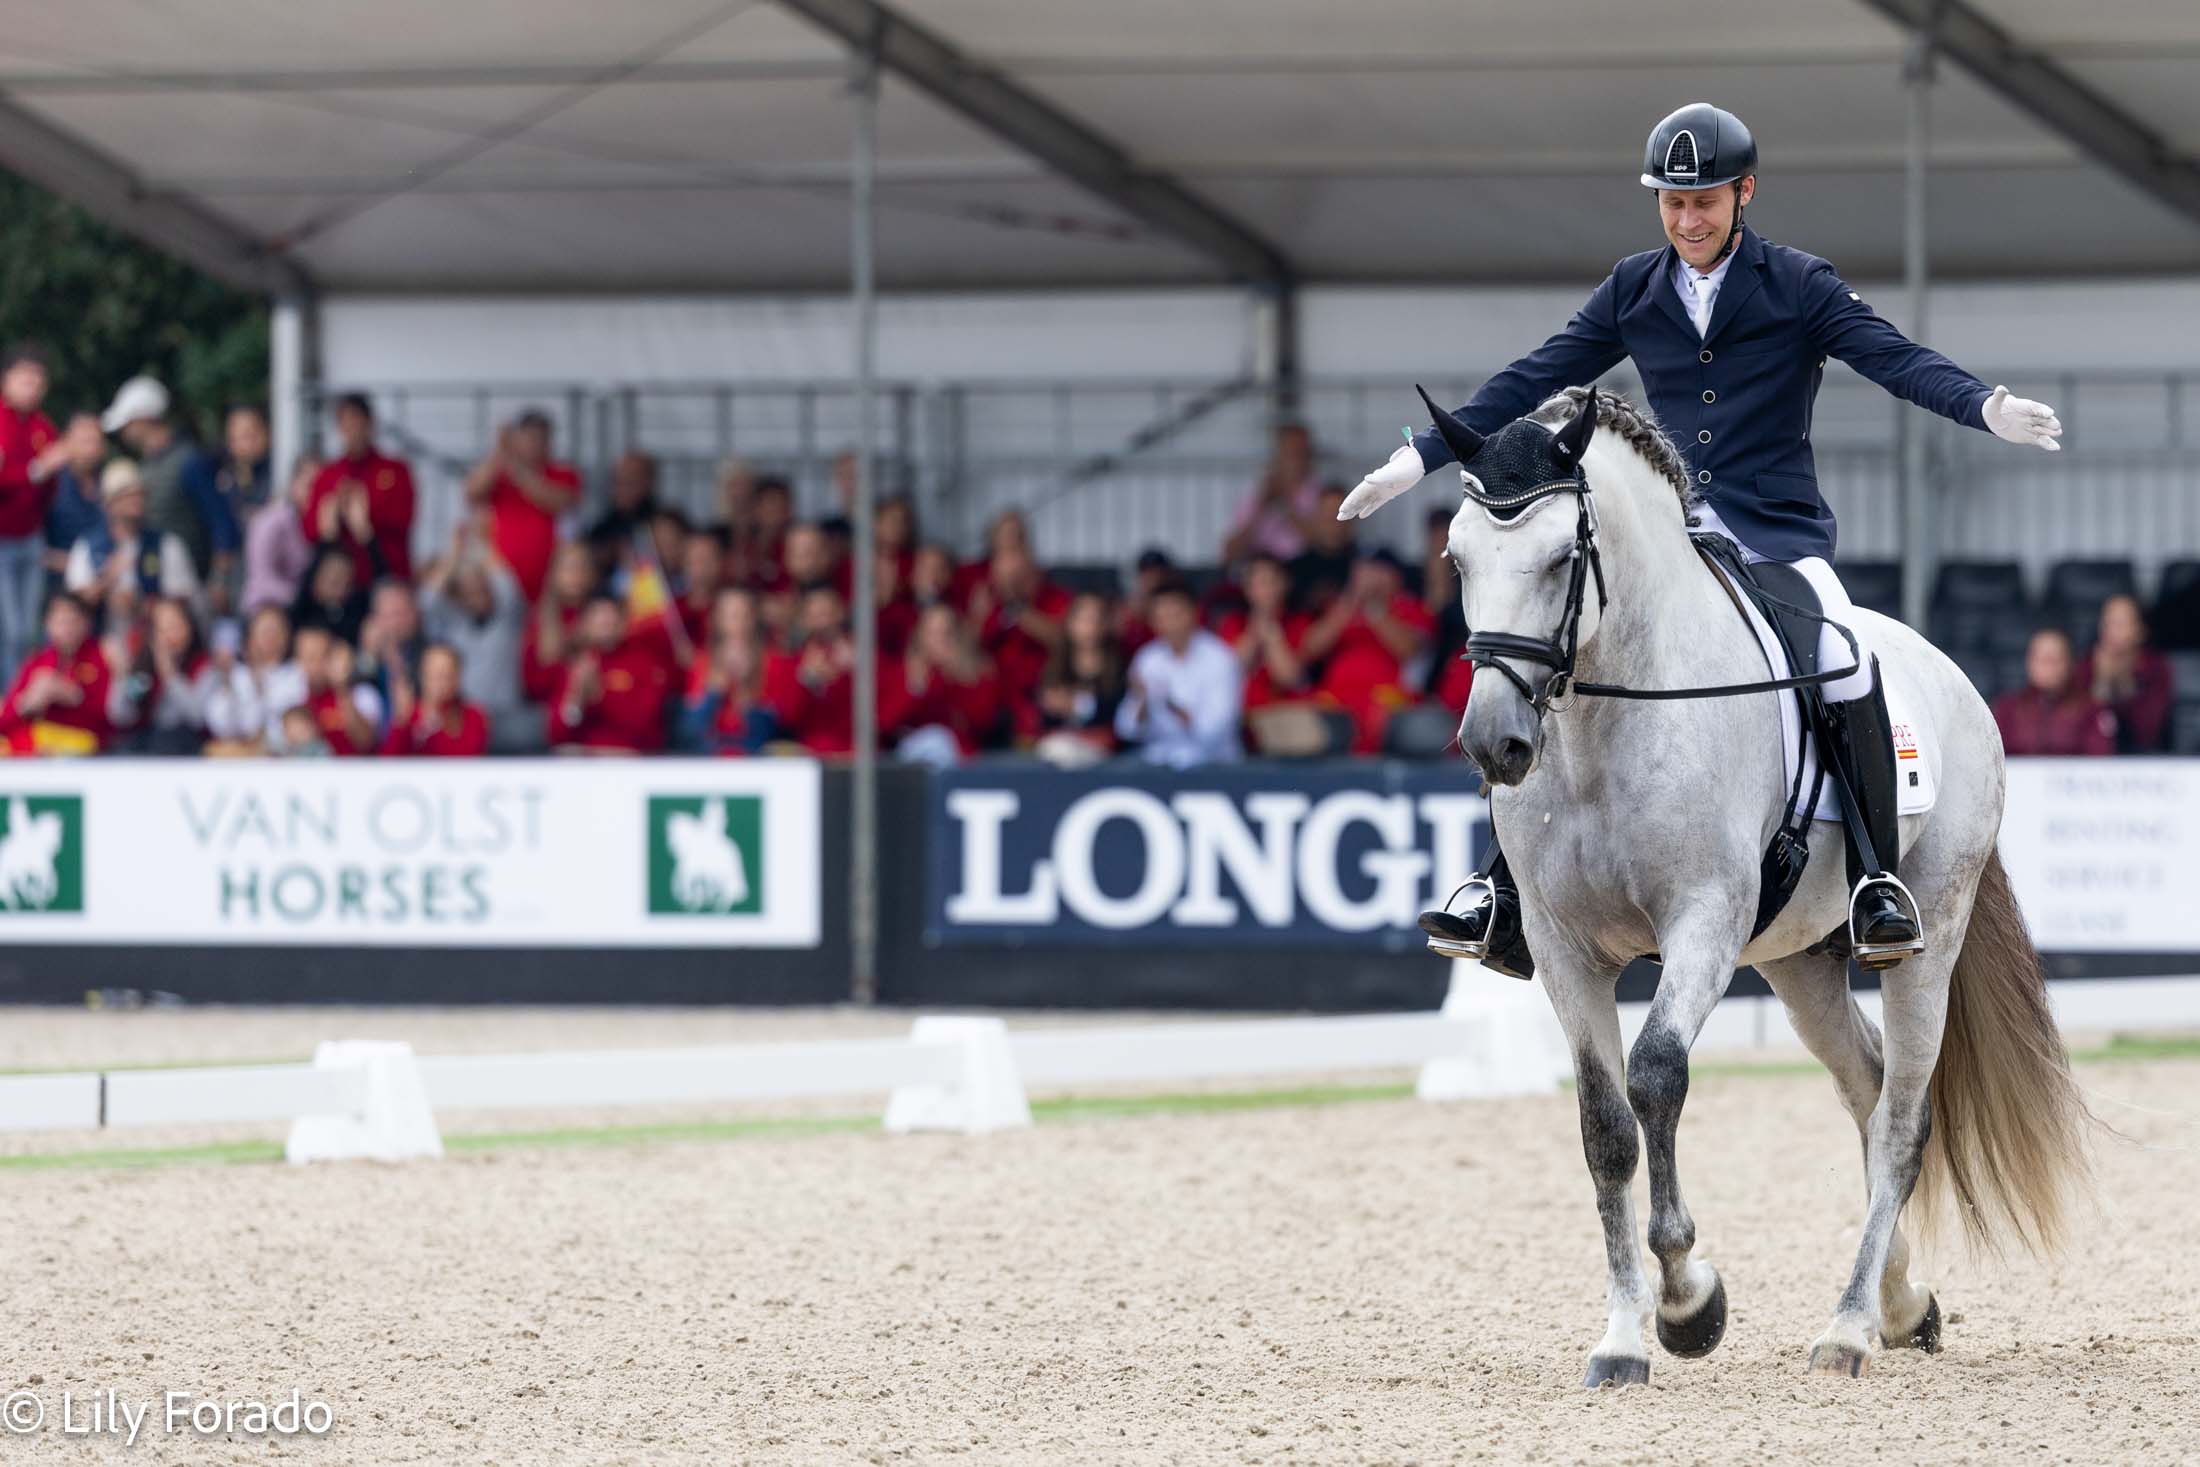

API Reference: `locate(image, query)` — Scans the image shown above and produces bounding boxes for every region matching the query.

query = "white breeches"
[1692,504,1875,703]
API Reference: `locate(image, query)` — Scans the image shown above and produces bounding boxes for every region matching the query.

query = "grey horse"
[1361,386,2089,1385]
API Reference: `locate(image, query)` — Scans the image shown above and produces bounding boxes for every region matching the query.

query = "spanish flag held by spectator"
[623,531,693,667]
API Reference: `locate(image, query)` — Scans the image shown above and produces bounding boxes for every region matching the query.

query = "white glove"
[1337,444,1431,520]
[1981,385,2062,452]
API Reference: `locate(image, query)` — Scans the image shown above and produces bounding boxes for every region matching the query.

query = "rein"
[1460,470,1861,712]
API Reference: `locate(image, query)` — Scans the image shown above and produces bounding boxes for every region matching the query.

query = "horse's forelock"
[1529,388,1699,519]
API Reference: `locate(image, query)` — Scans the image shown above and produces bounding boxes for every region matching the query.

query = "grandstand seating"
[2154,560,2200,650]
[1382,704,1460,760]
[1051,562,1126,598]
[1835,560,1903,621]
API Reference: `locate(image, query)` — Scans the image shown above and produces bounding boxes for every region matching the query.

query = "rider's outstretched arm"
[1800,261,2059,450]
[1411,268,1629,472]
[1343,268,1628,520]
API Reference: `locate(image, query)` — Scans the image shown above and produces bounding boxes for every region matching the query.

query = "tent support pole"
[849,34,881,1003]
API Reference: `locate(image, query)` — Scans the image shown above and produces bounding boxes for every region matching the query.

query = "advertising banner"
[927,764,1490,947]
[1998,758,2200,954]
[0,760,821,948]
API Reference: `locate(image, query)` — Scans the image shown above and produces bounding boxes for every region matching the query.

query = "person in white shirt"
[1114,581,1241,767]
[63,458,200,611]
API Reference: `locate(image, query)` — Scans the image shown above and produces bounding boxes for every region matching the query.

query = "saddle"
[1690,534,1828,942]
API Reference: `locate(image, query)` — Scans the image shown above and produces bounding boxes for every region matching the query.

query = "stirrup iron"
[1423,875,1497,961]
[1849,872,1924,971]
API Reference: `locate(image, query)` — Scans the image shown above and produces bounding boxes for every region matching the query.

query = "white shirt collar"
[1673,246,1738,335]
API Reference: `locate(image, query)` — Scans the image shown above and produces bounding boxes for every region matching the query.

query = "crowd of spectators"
[0,342,2185,764]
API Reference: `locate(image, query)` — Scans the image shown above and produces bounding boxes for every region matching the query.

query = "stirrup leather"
[1423,875,1497,961]
[1848,872,1925,971]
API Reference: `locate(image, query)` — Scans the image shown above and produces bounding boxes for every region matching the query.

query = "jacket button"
[1697,470,1712,484]
[1699,349,1713,363]
[1702,389,1717,403]
[1698,430,1712,444]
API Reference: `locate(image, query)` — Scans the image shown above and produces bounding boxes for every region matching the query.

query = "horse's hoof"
[1656,1274,1728,1359]
[1582,1354,1650,1389]
[1890,1294,1942,1353]
[1806,1343,1870,1378]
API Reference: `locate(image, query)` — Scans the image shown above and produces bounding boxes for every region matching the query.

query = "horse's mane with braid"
[1529,386,1700,518]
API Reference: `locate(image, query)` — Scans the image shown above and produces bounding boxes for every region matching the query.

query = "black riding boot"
[1417,841,1536,981]
[1822,658,1924,968]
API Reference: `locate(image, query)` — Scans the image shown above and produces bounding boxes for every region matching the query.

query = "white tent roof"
[2,0,2197,293]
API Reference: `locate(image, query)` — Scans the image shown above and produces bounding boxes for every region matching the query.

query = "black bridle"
[1460,468,1860,716]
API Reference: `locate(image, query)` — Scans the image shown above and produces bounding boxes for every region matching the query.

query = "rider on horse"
[1341,103,2065,977]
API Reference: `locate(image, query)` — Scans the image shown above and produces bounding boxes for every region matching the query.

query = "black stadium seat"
[1932,560,2026,608]
[1050,562,1125,598]
[2153,560,2200,650]
[2171,698,2200,756]
[1383,704,1460,760]
[1835,560,1903,621]
[1929,603,2005,657]
[2046,557,2137,610]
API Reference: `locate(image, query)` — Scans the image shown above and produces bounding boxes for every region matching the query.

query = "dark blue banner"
[926,763,1491,948]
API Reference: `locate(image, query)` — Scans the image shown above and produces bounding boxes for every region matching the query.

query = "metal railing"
[299,369,2200,595]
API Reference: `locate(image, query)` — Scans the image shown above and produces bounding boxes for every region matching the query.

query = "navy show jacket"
[1413,226,1994,563]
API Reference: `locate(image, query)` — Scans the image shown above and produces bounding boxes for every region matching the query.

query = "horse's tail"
[1911,849,2091,1256]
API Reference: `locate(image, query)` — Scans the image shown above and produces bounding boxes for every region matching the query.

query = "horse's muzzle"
[1459,678,1542,786]
[1463,733,1536,787]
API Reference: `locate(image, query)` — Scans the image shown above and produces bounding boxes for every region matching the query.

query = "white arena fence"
[0,981,1571,1164]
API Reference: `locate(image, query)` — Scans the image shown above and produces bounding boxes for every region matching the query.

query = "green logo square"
[647,795,763,917]
[0,794,84,914]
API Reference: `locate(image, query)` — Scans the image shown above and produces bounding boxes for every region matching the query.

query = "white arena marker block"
[883,1017,1032,1136]
[286,1040,445,1164]
[1416,959,1569,1101]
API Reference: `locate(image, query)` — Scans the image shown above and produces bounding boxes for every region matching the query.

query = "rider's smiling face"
[1659,177,1755,271]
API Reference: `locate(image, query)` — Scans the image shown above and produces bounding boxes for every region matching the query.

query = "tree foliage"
[0,169,267,438]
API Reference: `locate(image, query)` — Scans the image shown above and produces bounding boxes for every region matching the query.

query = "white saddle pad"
[1704,558,1938,824]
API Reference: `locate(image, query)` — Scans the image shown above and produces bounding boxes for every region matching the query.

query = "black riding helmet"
[1640,103,1756,189]
[1641,103,1757,263]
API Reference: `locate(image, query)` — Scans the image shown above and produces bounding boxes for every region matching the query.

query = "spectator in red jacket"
[760,522,834,645]
[306,393,416,584]
[549,593,672,754]
[2079,594,2173,752]
[680,588,791,756]
[1994,627,2117,756]
[382,643,490,756]
[1301,548,1433,754]
[875,493,918,583]
[672,524,727,654]
[0,591,111,754]
[523,542,598,705]
[742,474,795,589]
[1218,553,1313,715]
[465,410,579,602]
[290,625,380,756]
[884,602,1001,762]
[908,543,956,611]
[968,541,1068,722]
[0,345,66,682]
[871,545,919,658]
[765,585,873,756]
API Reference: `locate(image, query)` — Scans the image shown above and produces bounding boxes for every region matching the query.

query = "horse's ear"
[1552,388,1598,463]
[1415,385,1483,464]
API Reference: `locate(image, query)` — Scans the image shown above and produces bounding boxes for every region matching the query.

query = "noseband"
[1460,466,1607,715]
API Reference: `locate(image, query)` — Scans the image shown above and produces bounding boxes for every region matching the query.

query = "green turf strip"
[0,1031,2193,1172]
